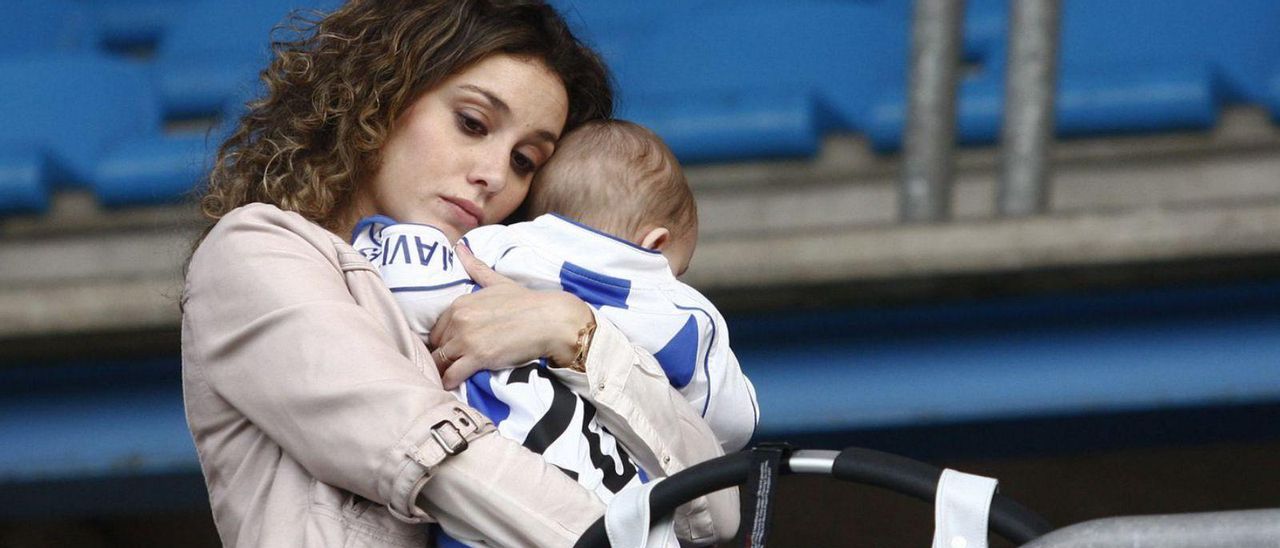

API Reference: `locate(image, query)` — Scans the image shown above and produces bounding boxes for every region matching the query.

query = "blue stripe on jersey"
[464,370,510,424]
[349,214,397,243]
[389,279,474,293]
[652,315,699,388]
[637,466,649,483]
[436,529,468,548]
[674,304,716,417]
[559,261,631,309]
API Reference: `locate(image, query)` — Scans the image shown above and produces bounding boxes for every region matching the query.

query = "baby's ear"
[639,226,672,251]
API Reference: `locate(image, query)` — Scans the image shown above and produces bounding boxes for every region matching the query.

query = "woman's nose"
[466,150,508,195]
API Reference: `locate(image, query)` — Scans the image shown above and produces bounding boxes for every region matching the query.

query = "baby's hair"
[527,120,696,239]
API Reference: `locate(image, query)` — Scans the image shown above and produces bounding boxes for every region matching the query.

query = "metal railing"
[901,0,1062,222]
[1023,508,1280,547]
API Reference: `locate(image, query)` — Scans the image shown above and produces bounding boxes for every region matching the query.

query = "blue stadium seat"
[93,85,255,207]
[0,54,161,213]
[153,0,339,117]
[93,135,214,206]
[604,1,911,163]
[864,0,1279,151]
[1270,73,1280,121]
[0,148,54,214]
[82,0,192,48]
[551,0,705,65]
[866,64,1217,149]
[620,89,822,164]
[565,0,1280,162]
[0,0,98,54]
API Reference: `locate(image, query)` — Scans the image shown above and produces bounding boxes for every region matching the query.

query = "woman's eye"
[457,113,487,136]
[511,151,536,174]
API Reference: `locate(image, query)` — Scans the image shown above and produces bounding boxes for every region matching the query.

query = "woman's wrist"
[545,293,595,370]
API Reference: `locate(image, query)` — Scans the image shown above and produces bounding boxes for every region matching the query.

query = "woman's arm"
[185,205,603,545]
[430,245,740,544]
[559,312,742,544]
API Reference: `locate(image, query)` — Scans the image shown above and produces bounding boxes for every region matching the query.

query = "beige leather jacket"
[181,204,737,547]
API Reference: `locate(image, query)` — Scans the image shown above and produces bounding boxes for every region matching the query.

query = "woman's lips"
[440,196,483,230]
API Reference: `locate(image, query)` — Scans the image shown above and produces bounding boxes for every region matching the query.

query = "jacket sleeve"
[549,314,742,544]
[184,206,603,546]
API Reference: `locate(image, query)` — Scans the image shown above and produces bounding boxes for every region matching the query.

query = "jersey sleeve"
[457,224,512,266]
[672,289,760,452]
[366,223,475,338]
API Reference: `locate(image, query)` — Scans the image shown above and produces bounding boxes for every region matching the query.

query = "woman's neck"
[330,193,376,243]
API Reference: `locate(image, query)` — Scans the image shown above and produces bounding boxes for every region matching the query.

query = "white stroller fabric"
[932,469,999,548]
[604,479,677,548]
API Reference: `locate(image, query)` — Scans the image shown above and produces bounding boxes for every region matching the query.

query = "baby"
[352,120,758,525]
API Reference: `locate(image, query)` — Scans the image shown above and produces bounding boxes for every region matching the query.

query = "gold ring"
[434,348,450,363]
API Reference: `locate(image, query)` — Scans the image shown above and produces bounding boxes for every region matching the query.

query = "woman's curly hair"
[198,0,613,236]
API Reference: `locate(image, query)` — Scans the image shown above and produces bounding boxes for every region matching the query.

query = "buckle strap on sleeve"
[409,405,494,471]
[389,405,495,524]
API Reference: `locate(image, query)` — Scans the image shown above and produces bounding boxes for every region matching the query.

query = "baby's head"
[527,120,697,276]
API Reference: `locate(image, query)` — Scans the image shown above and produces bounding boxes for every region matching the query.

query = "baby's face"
[662,226,698,277]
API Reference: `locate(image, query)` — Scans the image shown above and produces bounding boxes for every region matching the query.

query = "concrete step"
[2,108,1278,340]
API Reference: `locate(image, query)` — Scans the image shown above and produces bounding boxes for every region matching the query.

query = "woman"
[182,0,735,546]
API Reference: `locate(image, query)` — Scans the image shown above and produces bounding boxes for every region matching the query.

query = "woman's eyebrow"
[459,84,559,144]
[459,84,510,114]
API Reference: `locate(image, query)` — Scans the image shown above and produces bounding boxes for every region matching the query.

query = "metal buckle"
[429,420,468,456]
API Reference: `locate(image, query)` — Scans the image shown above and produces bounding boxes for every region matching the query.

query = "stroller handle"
[574,446,1053,548]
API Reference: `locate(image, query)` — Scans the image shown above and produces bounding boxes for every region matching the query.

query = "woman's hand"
[429,244,594,389]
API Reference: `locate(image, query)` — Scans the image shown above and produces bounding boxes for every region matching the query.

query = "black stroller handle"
[574,446,1053,548]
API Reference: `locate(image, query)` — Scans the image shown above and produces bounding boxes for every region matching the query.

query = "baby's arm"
[353,219,474,339]
[682,302,760,452]
[698,339,759,451]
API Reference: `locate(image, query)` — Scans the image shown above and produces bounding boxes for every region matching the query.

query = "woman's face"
[358,54,569,241]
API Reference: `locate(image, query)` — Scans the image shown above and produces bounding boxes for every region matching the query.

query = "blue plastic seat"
[0,0,98,55]
[868,0,1279,151]
[0,148,54,214]
[93,80,259,207]
[605,1,911,163]
[84,0,193,48]
[153,0,339,117]
[1270,73,1280,121]
[0,54,161,213]
[93,134,215,207]
[568,0,1280,162]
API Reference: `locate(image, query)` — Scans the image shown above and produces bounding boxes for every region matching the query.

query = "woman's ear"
[639,226,671,251]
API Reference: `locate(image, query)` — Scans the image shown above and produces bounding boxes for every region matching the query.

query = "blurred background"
[2,0,1278,545]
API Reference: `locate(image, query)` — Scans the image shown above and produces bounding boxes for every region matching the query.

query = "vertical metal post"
[998,0,1061,217]
[900,0,966,223]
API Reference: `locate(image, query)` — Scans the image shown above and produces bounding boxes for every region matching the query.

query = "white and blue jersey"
[351,213,759,506]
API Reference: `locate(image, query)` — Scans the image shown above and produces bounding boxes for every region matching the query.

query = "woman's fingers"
[456,243,513,288]
[441,356,480,390]
[429,301,455,349]
[430,342,456,373]
[426,281,593,387]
